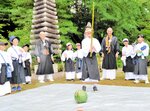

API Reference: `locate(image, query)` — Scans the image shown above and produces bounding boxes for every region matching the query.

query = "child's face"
[23,46,29,52]
[123,41,128,46]
[137,37,144,43]
[12,38,19,46]
[76,44,81,50]
[67,45,72,50]
[0,45,6,51]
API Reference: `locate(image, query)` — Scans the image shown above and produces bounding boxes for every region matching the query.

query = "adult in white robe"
[81,22,101,91]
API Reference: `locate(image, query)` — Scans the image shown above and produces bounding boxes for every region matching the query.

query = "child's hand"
[51,56,54,63]
[19,48,24,52]
[64,53,67,58]
[101,53,104,58]
[136,50,142,53]
[37,57,40,63]
[115,52,119,58]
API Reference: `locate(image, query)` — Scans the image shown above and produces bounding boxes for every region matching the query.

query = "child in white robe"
[121,38,135,80]
[22,44,32,84]
[7,36,25,91]
[133,35,149,84]
[61,43,75,81]
[74,43,83,80]
[0,41,13,96]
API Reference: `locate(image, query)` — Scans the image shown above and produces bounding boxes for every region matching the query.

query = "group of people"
[121,35,149,84]
[61,22,149,91]
[0,36,32,96]
[0,22,149,96]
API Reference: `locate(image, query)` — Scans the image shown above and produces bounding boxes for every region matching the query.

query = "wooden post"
[30,0,61,55]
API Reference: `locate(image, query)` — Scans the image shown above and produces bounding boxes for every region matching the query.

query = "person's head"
[137,34,144,43]
[39,31,46,40]
[0,42,8,51]
[76,43,81,50]
[9,36,20,46]
[66,42,72,50]
[122,38,129,46]
[107,27,113,36]
[22,44,29,52]
[84,28,92,38]
[84,22,92,38]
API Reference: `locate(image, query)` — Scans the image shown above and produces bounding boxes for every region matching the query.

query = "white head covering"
[66,42,72,47]
[122,38,129,42]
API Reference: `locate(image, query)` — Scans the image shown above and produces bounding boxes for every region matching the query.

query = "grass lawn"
[16,67,150,95]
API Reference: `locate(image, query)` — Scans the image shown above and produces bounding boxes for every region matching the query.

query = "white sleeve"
[122,47,125,56]
[133,44,138,54]
[29,53,32,63]
[61,50,66,61]
[7,47,12,57]
[94,39,101,53]
[130,46,136,58]
[143,43,149,56]
[7,53,14,72]
[81,40,89,57]
[74,51,77,58]
[71,51,75,60]
[0,64,1,73]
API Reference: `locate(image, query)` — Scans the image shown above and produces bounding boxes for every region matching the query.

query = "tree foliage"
[0,0,33,46]
[0,0,150,48]
[56,0,150,49]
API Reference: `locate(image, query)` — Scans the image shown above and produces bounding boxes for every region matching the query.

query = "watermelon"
[74,90,88,104]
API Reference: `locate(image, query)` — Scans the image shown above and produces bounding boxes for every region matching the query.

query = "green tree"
[68,0,150,46]
[138,0,150,43]
[8,0,33,45]
[0,0,150,49]
[56,0,82,51]
[0,0,33,45]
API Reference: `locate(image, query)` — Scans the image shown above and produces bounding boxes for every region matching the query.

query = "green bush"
[57,62,64,72]
[117,57,123,68]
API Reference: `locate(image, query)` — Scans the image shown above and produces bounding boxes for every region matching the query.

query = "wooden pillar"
[30,0,61,55]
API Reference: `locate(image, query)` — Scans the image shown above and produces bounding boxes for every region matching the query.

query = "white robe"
[22,52,32,82]
[7,45,26,84]
[74,49,83,79]
[134,42,149,81]
[82,37,101,57]
[0,50,13,96]
[121,45,135,80]
[61,50,75,80]
[7,46,23,61]
[82,37,101,81]
[0,50,14,73]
